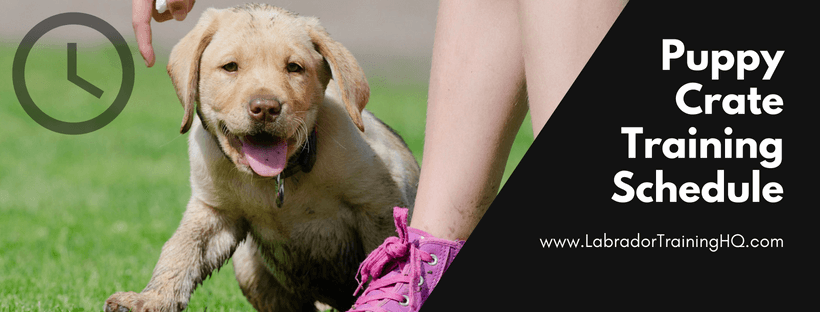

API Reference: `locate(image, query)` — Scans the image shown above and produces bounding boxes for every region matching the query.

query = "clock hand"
[67,43,104,99]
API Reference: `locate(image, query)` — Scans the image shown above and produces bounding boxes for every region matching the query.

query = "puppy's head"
[168,4,369,177]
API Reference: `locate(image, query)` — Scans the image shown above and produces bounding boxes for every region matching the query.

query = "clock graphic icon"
[12,12,135,135]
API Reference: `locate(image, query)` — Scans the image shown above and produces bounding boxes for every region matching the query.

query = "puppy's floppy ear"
[305,18,370,132]
[167,9,221,134]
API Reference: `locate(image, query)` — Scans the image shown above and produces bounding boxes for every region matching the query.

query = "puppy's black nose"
[248,96,281,122]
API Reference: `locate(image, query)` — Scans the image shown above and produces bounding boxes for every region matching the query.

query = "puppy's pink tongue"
[242,139,288,177]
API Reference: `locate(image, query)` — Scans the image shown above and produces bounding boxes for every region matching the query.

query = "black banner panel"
[425,1,815,310]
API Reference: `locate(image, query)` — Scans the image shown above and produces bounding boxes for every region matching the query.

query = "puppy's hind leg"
[233,234,318,311]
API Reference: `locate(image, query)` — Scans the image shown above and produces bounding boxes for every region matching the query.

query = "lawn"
[0,43,532,311]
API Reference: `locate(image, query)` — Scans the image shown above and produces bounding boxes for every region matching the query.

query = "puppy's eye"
[287,63,303,73]
[222,62,238,72]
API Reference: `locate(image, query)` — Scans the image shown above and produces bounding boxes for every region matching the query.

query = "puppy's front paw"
[104,291,182,312]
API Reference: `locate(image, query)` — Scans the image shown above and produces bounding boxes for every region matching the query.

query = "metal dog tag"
[276,173,284,207]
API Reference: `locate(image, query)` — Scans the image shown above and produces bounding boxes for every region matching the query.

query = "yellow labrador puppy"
[104,4,419,311]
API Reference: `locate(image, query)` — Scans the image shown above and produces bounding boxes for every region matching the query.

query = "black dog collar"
[275,129,317,207]
[280,129,317,179]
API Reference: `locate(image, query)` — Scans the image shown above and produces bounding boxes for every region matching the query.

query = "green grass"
[0,43,532,311]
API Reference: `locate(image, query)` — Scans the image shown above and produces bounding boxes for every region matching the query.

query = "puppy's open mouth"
[222,124,289,177]
[240,133,288,177]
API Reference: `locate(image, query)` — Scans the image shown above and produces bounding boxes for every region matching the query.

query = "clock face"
[12,12,135,135]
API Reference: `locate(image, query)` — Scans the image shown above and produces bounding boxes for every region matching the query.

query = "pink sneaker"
[349,207,464,312]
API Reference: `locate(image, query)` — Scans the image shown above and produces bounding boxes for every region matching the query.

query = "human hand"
[132,0,196,67]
